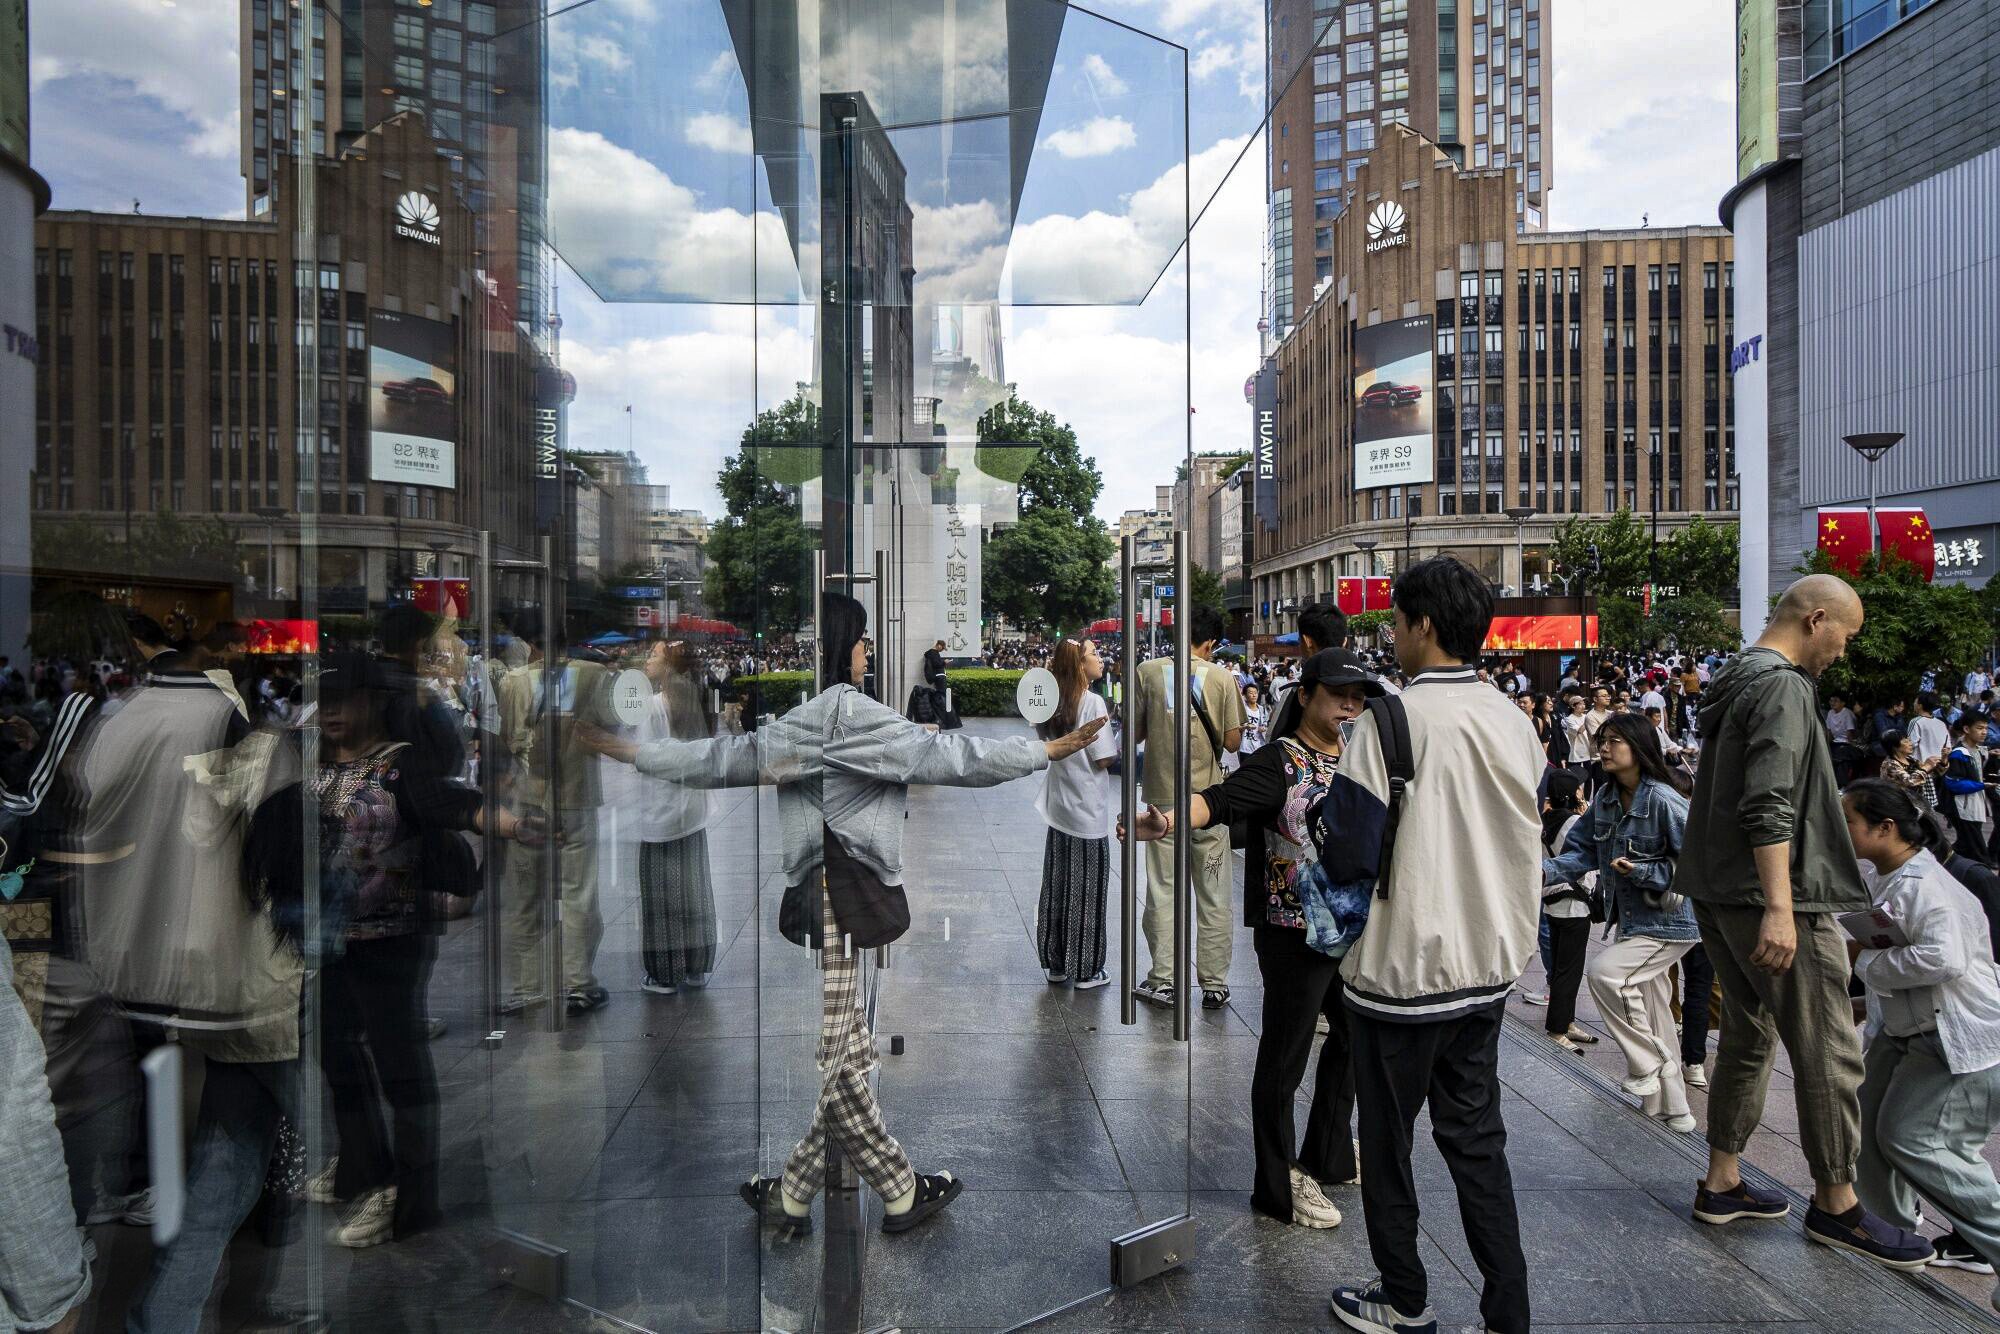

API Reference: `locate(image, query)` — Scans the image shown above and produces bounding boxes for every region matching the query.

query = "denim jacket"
[1543,777,1696,941]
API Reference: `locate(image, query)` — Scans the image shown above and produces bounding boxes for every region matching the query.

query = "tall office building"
[1265,0,1551,344]
[240,0,546,328]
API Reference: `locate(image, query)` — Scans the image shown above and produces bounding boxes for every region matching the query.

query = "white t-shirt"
[1038,690,1117,840]
[633,689,711,842]
[1908,714,1950,767]
[1640,688,1666,713]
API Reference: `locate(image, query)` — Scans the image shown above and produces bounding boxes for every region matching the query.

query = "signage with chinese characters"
[367,310,457,487]
[1932,524,1997,586]
[934,503,982,655]
[1016,667,1058,725]
[609,669,652,726]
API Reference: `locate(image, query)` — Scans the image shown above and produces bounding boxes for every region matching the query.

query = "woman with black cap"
[1124,647,1381,1229]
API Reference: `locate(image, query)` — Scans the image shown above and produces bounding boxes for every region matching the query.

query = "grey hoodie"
[1672,647,1868,912]
[634,683,1045,887]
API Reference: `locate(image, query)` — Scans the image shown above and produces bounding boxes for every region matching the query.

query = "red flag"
[1335,578,1364,616]
[1364,576,1394,611]
[1876,508,1936,581]
[1816,508,1870,575]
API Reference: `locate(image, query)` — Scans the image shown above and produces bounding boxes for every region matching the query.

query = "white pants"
[1586,934,1694,1120]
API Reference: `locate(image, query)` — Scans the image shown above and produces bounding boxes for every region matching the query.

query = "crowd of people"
[4,567,1999,1334]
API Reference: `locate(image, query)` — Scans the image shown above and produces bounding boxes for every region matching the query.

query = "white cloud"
[685,112,753,155]
[1081,54,1130,99]
[548,127,806,302]
[1042,116,1139,160]
[1548,0,1734,229]
[30,0,240,160]
[1190,38,1263,101]
[695,51,739,93]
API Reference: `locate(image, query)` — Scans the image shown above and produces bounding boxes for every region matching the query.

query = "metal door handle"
[1119,535,1139,1027]
[1172,531,1191,1043]
[141,1045,185,1245]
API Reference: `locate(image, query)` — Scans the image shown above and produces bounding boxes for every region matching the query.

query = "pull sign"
[1016,667,1059,726]
[610,669,651,726]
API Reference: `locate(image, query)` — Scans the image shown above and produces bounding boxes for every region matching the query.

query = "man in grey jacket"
[1673,574,1930,1268]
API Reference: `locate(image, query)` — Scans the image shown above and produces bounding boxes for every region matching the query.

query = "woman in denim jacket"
[1544,712,1699,1132]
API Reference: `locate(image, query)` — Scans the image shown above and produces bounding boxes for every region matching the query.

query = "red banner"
[411,578,471,617]
[1484,614,1600,652]
[1876,508,1936,581]
[1364,576,1394,611]
[1816,508,1870,575]
[1335,577,1365,616]
[243,619,319,655]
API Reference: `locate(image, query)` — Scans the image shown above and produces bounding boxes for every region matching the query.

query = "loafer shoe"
[1804,1203,1934,1269]
[1692,1177,1789,1225]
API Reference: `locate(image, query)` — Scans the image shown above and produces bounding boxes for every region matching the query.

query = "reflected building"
[31,111,546,627]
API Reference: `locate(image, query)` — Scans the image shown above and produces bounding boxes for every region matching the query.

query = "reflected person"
[634,637,717,993]
[585,592,1103,1234]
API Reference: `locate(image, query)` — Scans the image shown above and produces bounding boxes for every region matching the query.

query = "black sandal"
[1202,987,1230,1010]
[881,1172,962,1233]
[740,1177,811,1235]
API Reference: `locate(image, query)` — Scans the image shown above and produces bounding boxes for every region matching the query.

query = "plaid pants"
[780,888,915,1202]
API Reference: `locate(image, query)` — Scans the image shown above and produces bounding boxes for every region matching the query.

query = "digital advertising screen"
[1484,615,1600,652]
[1353,315,1436,492]
[368,310,458,488]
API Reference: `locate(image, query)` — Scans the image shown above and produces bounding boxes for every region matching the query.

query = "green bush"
[942,668,1025,716]
[731,667,1028,717]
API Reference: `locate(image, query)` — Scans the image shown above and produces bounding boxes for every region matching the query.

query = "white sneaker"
[333,1185,397,1249]
[304,1159,341,1205]
[1290,1165,1343,1229]
[1074,971,1110,991]
[1516,986,1548,1006]
[1658,1112,1697,1133]
[1684,1063,1709,1089]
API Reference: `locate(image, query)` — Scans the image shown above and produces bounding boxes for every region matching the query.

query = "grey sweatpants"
[1857,1029,2000,1264]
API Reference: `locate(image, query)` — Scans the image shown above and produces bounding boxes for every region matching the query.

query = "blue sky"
[30,0,1735,520]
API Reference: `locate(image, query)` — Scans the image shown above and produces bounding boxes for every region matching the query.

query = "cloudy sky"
[29,0,1735,521]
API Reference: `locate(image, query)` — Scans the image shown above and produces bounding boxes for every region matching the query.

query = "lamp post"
[1842,432,1904,556]
[1354,536,1378,577]
[251,505,287,602]
[1503,506,1536,596]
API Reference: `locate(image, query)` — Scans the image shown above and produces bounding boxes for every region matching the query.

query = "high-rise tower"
[1264,0,1550,344]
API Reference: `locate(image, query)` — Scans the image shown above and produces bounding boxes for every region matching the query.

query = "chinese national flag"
[1877,508,1936,582]
[1816,508,1870,575]
[1364,576,1394,611]
[1335,578,1365,616]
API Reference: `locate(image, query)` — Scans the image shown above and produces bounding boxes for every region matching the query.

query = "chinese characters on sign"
[934,502,982,655]
[1930,524,1998,586]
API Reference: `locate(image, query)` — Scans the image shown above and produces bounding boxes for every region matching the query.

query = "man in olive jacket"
[1673,574,1930,1268]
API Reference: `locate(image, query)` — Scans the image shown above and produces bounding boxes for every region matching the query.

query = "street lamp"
[1842,432,1904,555]
[251,505,287,600]
[1354,536,1378,577]
[1503,506,1536,596]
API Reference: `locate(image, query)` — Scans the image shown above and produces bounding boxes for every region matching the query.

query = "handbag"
[821,825,910,949]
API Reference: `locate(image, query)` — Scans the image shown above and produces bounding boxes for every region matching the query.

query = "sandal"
[740,1177,812,1235]
[881,1171,962,1233]
[1202,987,1230,1010]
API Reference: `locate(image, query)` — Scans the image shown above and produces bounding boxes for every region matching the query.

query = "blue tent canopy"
[1273,632,1300,645]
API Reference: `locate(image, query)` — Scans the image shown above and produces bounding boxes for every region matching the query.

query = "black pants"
[1679,940,1714,1065]
[323,932,440,1234]
[1543,915,1590,1036]
[1348,1002,1529,1334]
[1249,925,1357,1219]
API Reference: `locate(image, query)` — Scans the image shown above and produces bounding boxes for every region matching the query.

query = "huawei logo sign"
[1365,200,1409,253]
[394,191,442,245]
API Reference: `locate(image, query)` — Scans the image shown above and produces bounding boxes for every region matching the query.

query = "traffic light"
[1586,542,1602,576]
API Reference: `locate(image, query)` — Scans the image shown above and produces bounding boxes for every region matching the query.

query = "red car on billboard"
[1359,381,1423,409]
[383,377,449,404]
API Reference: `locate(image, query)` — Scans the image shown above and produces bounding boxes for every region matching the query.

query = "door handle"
[1172,530,1191,1043]
[141,1045,185,1246]
[1119,535,1139,1027]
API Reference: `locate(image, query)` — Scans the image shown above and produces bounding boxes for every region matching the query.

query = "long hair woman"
[1034,639,1118,989]
[1544,710,1699,1131]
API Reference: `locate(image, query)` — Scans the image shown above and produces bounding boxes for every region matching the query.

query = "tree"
[34,511,239,581]
[1643,592,1737,654]
[1189,564,1226,622]
[1656,516,1739,598]
[702,403,818,633]
[978,395,1117,637]
[1801,549,1993,706]
[1552,511,1743,651]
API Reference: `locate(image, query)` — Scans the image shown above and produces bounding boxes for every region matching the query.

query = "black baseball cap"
[1298,648,1385,697]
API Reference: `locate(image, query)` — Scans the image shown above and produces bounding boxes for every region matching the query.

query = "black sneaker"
[881,1171,962,1233]
[1691,1177,1790,1225]
[1803,1202,1934,1269]
[1931,1230,1994,1273]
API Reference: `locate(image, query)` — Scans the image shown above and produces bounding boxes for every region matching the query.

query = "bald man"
[1671,576,1930,1267]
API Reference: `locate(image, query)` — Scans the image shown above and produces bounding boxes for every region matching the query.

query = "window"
[1315,128,1340,160]
[1527,130,1542,163]
[430,26,461,64]
[1347,1,1374,33]
[1473,141,1489,167]
[1473,102,1487,136]
[1510,84,1523,117]
[1347,41,1375,73]
[1315,90,1341,122]
[1380,69,1408,102]
[1527,54,1540,85]
[1314,52,1340,84]
[394,54,423,86]
[1380,29,1408,62]
[1382,106,1410,127]
[1510,124,1523,156]
[1527,92,1540,125]
[1460,271,1479,299]
[1315,225,1333,250]
[394,15,423,48]
[1703,262,1718,289]
[1315,167,1342,192]
[1474,63,1487,96]
[1379,0,1407,19]
[1346,79,1375,111]
[468,2,496,34]
[1345,120,1376,151]
[1527,168,1541,192]
[1527,18,1539,46]
[1315,195,1342,220]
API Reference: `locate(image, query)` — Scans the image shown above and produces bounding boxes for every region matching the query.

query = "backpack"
[1300,693,1413,958]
